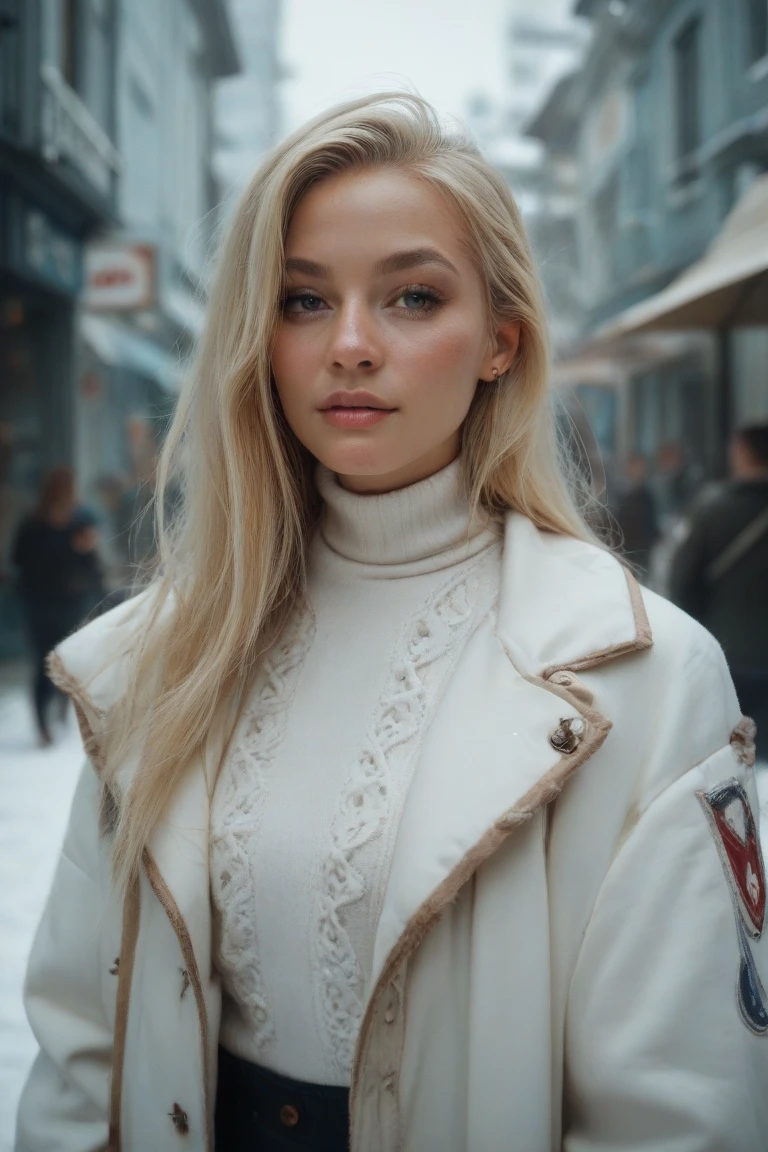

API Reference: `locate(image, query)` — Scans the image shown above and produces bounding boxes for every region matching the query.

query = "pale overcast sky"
[279,0,511,134]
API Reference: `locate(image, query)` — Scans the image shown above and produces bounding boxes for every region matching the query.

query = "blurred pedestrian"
[670,424,768,757]
[655,441,699,521]
[11,465,104,745]
[611,453,660,580]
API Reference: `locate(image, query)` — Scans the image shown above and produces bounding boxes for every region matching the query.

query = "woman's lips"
[320,406,394,428]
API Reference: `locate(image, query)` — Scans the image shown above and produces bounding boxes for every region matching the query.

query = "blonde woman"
[16,95,768,1152]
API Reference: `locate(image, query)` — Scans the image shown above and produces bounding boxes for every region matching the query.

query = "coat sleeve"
[563,740,768,1151]
[15,760,119,1152]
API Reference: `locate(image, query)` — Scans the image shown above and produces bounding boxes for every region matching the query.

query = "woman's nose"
[328,303,382,372]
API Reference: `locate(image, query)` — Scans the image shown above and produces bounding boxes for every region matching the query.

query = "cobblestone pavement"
[0,679,766,1150]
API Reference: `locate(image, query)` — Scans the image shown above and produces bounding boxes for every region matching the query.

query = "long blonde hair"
[105,92,594,886]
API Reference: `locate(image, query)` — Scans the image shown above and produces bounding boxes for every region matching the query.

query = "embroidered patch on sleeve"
[698,777,768,1035]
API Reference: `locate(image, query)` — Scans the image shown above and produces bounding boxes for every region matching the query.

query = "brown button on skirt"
[215,1046,350,1151]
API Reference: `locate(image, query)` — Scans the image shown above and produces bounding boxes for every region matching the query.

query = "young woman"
[16,95,768,1152]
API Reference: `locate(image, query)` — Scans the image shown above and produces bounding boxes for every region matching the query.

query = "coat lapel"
[143,706,237,990]
[351,514,651,1142]
[142,733,226,1152]
[370,512,650,988]
[145,756,212,980]
[369,617,599,987]
[496,512,652,676]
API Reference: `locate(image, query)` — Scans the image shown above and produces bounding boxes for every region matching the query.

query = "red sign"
[83,243,155,311]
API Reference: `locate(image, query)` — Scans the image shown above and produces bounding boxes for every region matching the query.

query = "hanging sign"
[83,243,156,311]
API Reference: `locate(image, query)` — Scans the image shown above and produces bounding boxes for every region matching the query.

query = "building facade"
[572,0,767,329]
[0,0,119,657]
[75,0,239,581]
[215,0,282,196]
[467,2,589,353]
[530,0,768,489]
[1,0,241,657]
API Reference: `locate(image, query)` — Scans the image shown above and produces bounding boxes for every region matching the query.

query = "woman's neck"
[315,454,499,572]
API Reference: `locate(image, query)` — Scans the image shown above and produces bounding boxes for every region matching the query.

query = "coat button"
[549,716,586,755]
[168,1103,189,1134]
[280,1104,300,1127]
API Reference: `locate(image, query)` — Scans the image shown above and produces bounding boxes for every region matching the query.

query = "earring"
[491,367,499,377]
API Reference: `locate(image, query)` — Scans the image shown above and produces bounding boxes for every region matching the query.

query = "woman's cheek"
[408,311,482,367]
[402,328,482,401]
[271,333,309,389]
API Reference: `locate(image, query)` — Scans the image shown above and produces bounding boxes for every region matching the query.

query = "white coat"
[15,512,768,1152]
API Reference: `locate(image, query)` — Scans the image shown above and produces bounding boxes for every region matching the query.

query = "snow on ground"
[0,683,83,1152]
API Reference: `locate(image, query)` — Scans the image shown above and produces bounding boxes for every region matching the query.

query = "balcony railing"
[40,63,121,201]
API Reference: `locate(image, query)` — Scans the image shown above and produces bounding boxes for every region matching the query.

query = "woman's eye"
[283,292,327,313]
[393,287,442,313]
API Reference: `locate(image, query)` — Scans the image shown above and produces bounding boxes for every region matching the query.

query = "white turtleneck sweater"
[210,458,502,1086]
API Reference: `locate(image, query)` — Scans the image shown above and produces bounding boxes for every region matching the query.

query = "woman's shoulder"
[49,585,175,719]
[503,513,732,687]
[637,584,740,734]
[588,582,743,810]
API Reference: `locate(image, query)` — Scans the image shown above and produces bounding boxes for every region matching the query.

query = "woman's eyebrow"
[373,248,459,276]
[284,248,460,279]
[285,257,330,278]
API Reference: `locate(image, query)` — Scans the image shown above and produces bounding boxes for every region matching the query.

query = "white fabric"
[15,513,768,1152]
[210,459,501,1083]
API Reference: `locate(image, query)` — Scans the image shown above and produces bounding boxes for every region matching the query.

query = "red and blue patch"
[698,777,768,1035]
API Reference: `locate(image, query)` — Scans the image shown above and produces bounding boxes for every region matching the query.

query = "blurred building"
[468,2,589,353]
[76,0,239,582]
[0,0,119,656]
[215,0,282,199]
[529,0,768,489]
[0,0,240,657]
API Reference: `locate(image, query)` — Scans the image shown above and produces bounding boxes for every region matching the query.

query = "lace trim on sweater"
[210,608,316,1052]
[312,555,499,1076]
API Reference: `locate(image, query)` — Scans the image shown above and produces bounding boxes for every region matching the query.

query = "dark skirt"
[215,1047,350,1151]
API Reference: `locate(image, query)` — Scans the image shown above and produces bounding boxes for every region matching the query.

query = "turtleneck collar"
[315,456,500,571]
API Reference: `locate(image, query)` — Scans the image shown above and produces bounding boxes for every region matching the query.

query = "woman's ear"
[481,321,521,382]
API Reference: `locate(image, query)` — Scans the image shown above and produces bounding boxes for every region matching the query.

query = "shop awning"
[80,314,182,393]
[597,173,768,338]
[552,331,701,388]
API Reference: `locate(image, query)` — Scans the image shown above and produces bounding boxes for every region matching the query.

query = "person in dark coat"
[670,424,768,757]
[611,454,660,580]
[12,466,104,745]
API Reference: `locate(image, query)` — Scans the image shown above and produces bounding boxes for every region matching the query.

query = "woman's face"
[271,166,519,493]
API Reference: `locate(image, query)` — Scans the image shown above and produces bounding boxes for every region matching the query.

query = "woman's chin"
[314,445,403,484]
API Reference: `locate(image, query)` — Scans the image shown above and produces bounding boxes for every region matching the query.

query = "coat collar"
[496,512,651,677]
